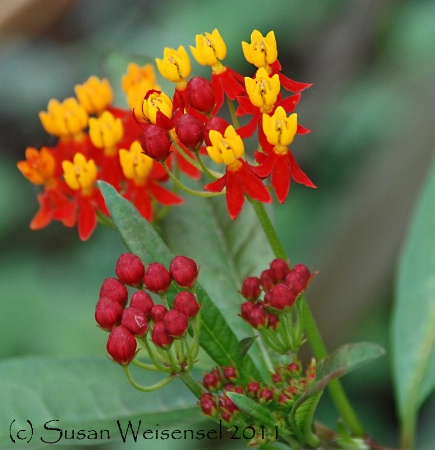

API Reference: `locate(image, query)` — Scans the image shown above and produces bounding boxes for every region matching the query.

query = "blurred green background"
[1,0,435,448]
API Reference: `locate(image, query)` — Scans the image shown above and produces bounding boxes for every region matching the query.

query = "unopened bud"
[130,290,154,317]
[260,269,275,292]
[170,255,199,288]
[107,326,137,365]
[175,114,204,151]
[121,307,149,337]
[151,321,174,348]
[164,309,189,338]
[241,276,262,300]
[99,278,128,307]
[95,297,123,331]
[267,283,295,310]
[140,124,171,161]
[185,77,215,114]
[115,253,145,287]
[173,291,200,319]
[150,304,168,322]
[269,258,291,282]
[144,262,172,294]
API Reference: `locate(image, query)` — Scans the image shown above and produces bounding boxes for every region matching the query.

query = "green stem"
[162,161,223,198]
[196,152,219,180]
[131,358,162,372]
[247,198,287,260]
[123,365,175,392]
[301,299,364,437]
[179,371,202,399]
[399,413,416,450]
[250,196,364,437]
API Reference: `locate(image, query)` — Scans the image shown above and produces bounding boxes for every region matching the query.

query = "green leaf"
[0,356,201,449]
[98,182,266,382]
[225,393,276,429]
[392,158,435,443]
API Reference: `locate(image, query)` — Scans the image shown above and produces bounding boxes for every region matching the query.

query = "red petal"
[219,68,244,99]
[252,152,276,178]
[236,96,258,116]
[271,155,291,203]
[288,152,316,188]
[237,111,261,138]
[204,174,226,193]
[278,73,312,93]
[296,124,311,135]
[155,111,174,130]
[148,180,184,206]
[133,188,153,221]
[237,162,272,204]
[30,192,53,230]
[225,169,244,219]
[78,196,97,241]
[278,93,301,113]
[211,74,224,114]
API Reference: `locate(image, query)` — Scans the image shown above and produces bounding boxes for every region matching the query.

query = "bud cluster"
[95,253,201,372]
[239,259,314,353]
[198,359,317,446]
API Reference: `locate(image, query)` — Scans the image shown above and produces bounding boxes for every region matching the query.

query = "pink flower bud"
[95,297,123,330]
[99,278,128,307]
[241,276,262,300]
[185,77,215,114]
[204,116,230,146]
[164,309,189,337]
[115,253,145,287]
[121,307,149,337]
[269,258,291,282]
[140,124,171,161]
[130,291,154,317]
[173,291,200,319]
[267,283,296,310]
[150,304,168,322]
[175,114,204,151]
[170,255,199,288]
[106,326,137,365]
[151,321,174,348]
[143,262,172,294]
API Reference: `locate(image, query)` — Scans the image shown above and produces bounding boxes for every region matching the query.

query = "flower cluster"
[18,28,315,239]
[198,359,316,446]
[95,253,201,374]
[239,258,314,353]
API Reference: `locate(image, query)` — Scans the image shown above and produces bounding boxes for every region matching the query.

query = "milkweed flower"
[204,125,272,219]
[253,107,315,203]
[74,76,113,116]
[142,89,174,130]
[39,98,88,141]
[17,147,75,229]
[156,46,191,110]
[190,29,244,114]
[62,153,108,240]
[119,141,183,220]
[242,30,278,71]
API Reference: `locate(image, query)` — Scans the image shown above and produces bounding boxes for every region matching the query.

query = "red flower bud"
[293,263,311,284]
[219,394,239,414]
[95,297,123,330]
[185,77,215,114]
[269,258,291,282]
[175,114,204,151]
[140,124,171,161]
[121,307,149,337]
[241,276,262,300]
[164,309,189,337]
[258,388,274,403]
[99,278,128,307]
[222,366,238,382]
[260,269,275,292]
[267,283,296,310]
[284,271,305,296]
[203,369,221,391]
[115,253,145,287]
[198,392,217,416]
[170,255,199,288]
[246,381,260,395]
[204,116,230,146]
[150,304,168,322]
[151,321,174,348]
[173,291,200,319]
[240,301,255,321]
[106,326,137,365]
[288,361,301,375]
[267,313,279,330]
[130,290,154,317]
[143,262,172,294]
[247,304,267,329]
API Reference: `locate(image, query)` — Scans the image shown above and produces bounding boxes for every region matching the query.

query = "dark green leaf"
[0,356,201,449]
[392,158,435,430]
[225,392,276,429]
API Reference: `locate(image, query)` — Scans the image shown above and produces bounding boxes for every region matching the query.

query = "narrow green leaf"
[225,392,276,429]
[98,182,264,381]
[0,356,201,449]
[392,158,435,443]
[291,342,385,417]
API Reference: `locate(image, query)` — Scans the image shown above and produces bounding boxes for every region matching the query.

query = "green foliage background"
[1,0,435,448]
